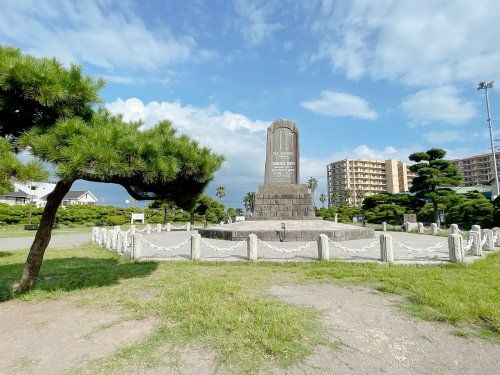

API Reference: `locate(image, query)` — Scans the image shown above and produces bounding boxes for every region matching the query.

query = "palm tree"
[216,186,226,201]
[307,177,318,207]
[319,192,327,208]
[243,191,256,214]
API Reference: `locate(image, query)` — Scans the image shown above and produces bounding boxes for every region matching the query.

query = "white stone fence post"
[380,234,394,264]
[317,234,329,260]
[186,223,192,232]
[191,233,201,260]
[132,233,142,259]
[493,227,500,247]
[450,224,459,234]
[156,223,162,233]
[430,223,438,236]
[417,222,424,234]
[481,229,494,251]
[382,222,387,232]
[448,234,465,263]
[145,224,152,235]
[468,230,482,256]
[404,222,411,233]
[247,234,257,261]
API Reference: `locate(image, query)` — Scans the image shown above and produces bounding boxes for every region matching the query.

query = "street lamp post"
[477,81,500,197]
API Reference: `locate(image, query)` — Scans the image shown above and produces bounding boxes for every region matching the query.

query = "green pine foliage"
[18,110,224,209]
[0,139,48,194]
[0,45,103,138]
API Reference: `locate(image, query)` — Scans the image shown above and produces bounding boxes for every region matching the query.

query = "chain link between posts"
[141,237,190,253]
[200,238,246,252]
[329,239,378,253]
[396,240,446,253]
[257,239,316,253]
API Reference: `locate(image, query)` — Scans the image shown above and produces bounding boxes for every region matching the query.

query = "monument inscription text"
[264,120,299,184]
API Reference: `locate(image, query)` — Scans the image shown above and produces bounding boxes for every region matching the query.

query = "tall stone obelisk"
[251,119,316,220]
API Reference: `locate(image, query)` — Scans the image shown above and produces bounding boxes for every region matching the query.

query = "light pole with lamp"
[477,81,500,197]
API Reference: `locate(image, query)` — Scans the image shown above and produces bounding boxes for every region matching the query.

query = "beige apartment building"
[451,152,500,187]
[326,159,415,206]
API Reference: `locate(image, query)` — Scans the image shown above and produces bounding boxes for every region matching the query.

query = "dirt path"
[1,286,498,374]
[0,233,90,251]
[267,284,500,375]
[0,299,156,375]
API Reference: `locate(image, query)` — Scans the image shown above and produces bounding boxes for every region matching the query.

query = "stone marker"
[450,224,459,234]
[380,234,394,263]
[448,234,464,263]
[247,234,257,261]
[317,234,329,260]
[191,233,201,260]
[482,229,494,251]
[430,223,438,235]
[417,222,424,234]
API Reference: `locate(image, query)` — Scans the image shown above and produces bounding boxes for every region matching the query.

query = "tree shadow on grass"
[0,257,158,302]
[0,252,13,258]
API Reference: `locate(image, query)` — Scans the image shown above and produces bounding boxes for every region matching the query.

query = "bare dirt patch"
[0,299,156,374]
[267,284,500,375]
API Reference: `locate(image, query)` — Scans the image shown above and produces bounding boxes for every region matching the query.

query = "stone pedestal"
[250,184,316,220]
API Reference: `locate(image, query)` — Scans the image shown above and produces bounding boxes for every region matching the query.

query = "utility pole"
[477,81,500,197]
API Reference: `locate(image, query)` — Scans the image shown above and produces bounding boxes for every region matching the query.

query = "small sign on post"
[131,213,145,224]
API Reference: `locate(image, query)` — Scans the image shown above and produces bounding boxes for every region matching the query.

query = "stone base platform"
[198,220,375,242]
[251,184,316,220]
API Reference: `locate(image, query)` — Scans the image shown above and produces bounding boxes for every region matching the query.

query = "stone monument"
[198,118,375,242]
[251,119,316,220]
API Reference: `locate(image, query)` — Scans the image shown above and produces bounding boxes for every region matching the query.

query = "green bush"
[106,215,126,225]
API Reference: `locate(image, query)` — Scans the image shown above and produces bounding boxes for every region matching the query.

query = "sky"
[1,0,500,208]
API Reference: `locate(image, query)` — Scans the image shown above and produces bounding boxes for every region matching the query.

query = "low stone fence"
[91,223,499,265]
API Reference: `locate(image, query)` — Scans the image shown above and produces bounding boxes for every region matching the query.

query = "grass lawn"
[0,222,207,238]
[0,244,499,373]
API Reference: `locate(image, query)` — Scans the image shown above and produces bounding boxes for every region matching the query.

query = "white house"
[40,191,97,206]
[14,180,56,207]
[0,191,30,205]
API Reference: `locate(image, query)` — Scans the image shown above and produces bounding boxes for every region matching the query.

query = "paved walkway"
[135,230,490,264]
[0,233,90,251]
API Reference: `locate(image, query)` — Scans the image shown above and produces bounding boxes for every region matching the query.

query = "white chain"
[135,227,148,233]
[200,238,246,252]
[396,240,446,253]
[257,239,316,253]
[141,237,190,252]
[329,239,378,253]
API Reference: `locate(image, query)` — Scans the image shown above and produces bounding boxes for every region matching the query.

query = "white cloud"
[0,0,195,71]
[106,98,270,186]
[401,86,477,125]
[233,0,283,45]
[308,0,500,86]
[300,90,378,119]
[422,130,466,144]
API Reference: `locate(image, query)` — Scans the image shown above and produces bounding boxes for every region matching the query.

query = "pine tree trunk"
[433,200,439,225]
[15,180,73,293]
[190,211,195,225]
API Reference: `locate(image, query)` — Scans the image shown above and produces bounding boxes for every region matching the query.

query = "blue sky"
[1,0,500,208]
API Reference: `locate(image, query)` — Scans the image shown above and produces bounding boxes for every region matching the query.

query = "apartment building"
[451,152,500,187]
[326,158,415,206]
